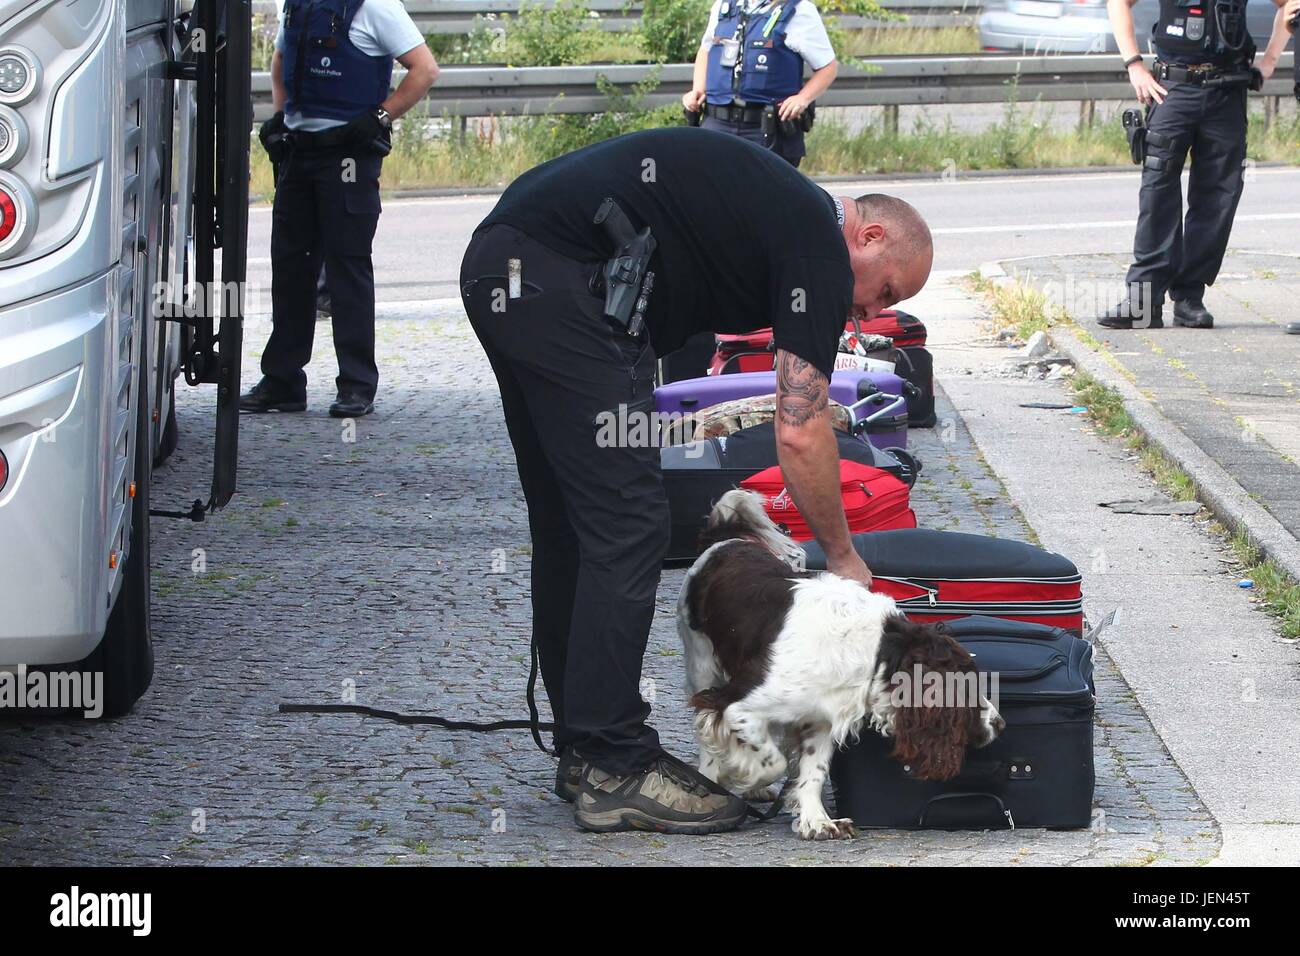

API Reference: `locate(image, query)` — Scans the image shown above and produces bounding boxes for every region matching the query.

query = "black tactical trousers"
[700,115,805,167]
[460,223,667,775]
[1126,78,1248,308]
[264,145,382,401]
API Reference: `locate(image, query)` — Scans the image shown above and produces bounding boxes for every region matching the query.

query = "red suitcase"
[856,309,927,348]
[740,461,917,541]
[708,310,928,373]
[801,528,1083,633]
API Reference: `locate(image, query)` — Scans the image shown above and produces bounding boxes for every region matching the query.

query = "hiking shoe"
[555,748,585,803]
[573,752,748,834]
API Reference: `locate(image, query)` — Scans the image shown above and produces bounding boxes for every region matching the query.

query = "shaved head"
[837,193,934,319]
[853,194,932,265]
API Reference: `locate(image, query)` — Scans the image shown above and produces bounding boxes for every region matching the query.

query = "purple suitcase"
[654,370,910,450]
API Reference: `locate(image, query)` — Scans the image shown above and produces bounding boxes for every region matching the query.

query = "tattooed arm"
[773,350,873,587]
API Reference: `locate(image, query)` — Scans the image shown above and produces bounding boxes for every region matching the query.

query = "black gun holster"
[1122,107,1147,165]
[591,198,656,338]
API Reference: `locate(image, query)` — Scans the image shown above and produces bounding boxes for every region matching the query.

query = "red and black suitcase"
[830,615,1095,830]
[708,311,937,429]
[740,460,917,542]
[660,423,918,563]
[801,528,1083,633]
[857,308,927,347]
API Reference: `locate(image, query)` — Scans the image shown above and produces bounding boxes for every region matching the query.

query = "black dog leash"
[278,640,791,826]
[279,637,556,755]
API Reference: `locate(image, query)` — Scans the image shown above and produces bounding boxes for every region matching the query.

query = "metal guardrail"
[250,52,1295,121]
[249,0,984,33]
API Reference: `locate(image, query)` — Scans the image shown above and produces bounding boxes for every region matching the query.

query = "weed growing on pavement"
[1222,526,1300,638]
[1070,373,1134,440]
[967,272,1068,341]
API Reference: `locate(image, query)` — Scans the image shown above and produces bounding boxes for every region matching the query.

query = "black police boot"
[1173,298,1214,329]
[239,378,307,413]
[1098,298,1163,330]
[329,391,374,418]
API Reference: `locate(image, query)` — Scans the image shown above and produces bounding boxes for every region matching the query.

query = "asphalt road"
[243,165,1300,312]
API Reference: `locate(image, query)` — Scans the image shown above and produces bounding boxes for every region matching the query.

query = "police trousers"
[460,223,667,775]
[700,114,806,167]
[1126,78,1248,307]
[264,144,383,401]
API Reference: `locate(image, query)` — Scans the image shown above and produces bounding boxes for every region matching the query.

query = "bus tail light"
[0,449,8,492]
[0,173,34,254]
[0,183,17,242]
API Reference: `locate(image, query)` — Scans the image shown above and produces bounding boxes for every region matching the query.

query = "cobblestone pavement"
[0,313,1218,865]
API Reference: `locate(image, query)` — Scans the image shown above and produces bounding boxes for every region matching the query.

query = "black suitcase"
[831,616,1095,830]
[894,346,937,429]
[661,422,919,564]
[658,331,717,385]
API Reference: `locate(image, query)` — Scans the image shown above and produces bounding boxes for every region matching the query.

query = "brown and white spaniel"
[677,490,1004,840]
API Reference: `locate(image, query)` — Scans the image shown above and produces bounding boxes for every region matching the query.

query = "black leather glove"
[341,109,392,156]
[343,109,385,145]
[258,110,290,163]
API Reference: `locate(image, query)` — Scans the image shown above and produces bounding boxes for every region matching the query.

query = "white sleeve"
[700,1,724,49]
[352,0,427,59]
[783,1,836,70]
[274,1,286,52]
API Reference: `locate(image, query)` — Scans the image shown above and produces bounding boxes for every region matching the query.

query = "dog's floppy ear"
[886,620,979,782]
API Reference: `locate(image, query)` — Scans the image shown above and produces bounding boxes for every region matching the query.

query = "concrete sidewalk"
[921,263,1300,865]
[1002,251,1300,566]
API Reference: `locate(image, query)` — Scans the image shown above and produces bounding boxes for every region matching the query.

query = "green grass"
[966,272,1067,341]
[1224,526,1300,638]
[842,25,980,57]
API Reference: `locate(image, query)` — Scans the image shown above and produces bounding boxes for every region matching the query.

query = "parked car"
[979,0,1280,55]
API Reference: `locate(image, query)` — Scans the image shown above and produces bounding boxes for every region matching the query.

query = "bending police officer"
[460,128,933,835]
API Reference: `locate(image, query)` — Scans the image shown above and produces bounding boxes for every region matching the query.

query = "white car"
[979,0,1279,55]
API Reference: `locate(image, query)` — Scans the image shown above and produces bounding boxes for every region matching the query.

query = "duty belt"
[704,102,766,125]
[1153,60,1251,85]
[286,125,357,152]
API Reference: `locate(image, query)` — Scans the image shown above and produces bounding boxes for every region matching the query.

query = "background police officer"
[1100,0,1292,330]
[682,0,838,167]
[241,0,438,417]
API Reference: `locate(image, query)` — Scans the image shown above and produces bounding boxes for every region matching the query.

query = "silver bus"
[0,0,249,716]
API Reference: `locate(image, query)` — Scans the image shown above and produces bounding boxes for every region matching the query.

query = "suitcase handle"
[847,392,907,431]
[917,792,1015,830]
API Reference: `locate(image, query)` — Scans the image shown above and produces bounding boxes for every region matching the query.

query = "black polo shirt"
[477,127,853,379]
